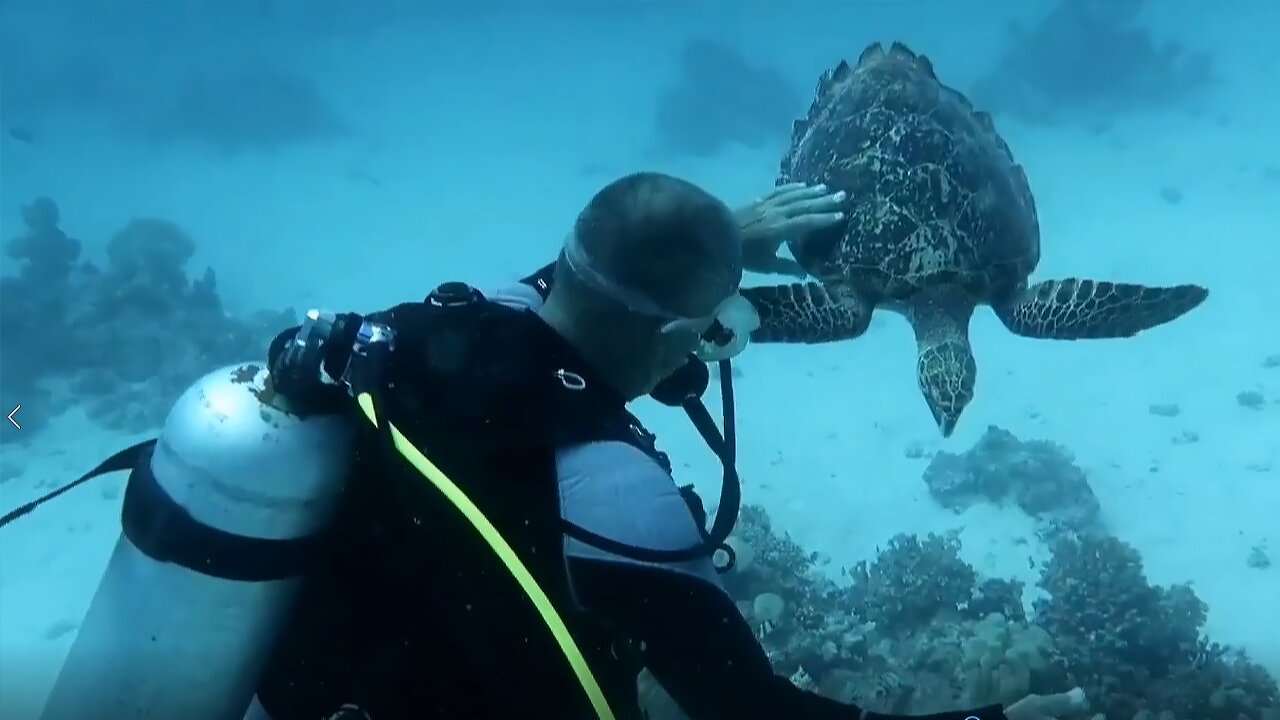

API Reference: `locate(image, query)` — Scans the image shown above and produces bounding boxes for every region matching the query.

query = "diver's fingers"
[762,182,808,201]
[771,183,831,205]
[1014,690,1088,720]
[1035,689,1088,717]
[782,190,847,218]
[777,211,844,233]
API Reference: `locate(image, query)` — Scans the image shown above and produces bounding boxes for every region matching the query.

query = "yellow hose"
[355,393,616,720]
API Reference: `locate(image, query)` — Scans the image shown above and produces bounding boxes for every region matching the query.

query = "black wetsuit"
[255,280,1007,720]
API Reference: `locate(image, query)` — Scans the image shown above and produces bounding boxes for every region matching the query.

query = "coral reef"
[970,0,1213,125]
[0,197,294,442]
[1037,534,1279,720]
[710,506,1062,716]
[643,504,1278,720]
[650,39,800,158]
[845,532,977,633]
[923,425,1102,534]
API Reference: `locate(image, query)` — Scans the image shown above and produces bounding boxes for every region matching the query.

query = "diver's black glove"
[265,315,364,413]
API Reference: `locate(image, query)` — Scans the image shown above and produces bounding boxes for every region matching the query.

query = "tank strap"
[121,442,322,582]
[0,438,155,529]
[0,434,328,581]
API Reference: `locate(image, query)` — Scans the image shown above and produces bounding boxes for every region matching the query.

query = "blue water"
[1,2,1277,719]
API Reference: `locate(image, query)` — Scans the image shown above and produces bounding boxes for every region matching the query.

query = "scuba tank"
[35,309,380,720]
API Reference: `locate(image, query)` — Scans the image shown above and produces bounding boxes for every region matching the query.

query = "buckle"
[427,281,482,308]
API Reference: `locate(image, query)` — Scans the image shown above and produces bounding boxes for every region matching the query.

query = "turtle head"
[916,339,976,437]
[906,289,978,437]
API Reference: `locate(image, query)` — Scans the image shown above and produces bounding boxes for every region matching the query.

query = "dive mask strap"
[562,233,747,355]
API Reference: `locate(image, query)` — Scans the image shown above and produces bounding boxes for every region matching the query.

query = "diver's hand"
[734,182,845,277]
[1006,688,1089,720]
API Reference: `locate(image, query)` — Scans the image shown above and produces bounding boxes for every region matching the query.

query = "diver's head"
[540,172,743,399]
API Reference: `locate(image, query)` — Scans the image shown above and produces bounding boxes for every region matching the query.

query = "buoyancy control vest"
[256,281,739,720]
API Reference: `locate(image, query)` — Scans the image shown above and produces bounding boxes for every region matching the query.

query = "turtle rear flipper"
[994,278,1208,339]
[741,282,872,343]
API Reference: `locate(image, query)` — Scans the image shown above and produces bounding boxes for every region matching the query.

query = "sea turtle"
[739,42,1208,436]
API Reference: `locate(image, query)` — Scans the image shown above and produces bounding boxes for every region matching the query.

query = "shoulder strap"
[384,281,736,568]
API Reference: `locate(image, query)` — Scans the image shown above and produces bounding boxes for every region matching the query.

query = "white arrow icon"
[7,405,19,429]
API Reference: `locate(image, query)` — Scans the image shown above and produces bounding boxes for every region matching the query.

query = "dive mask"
[561,232,758,361]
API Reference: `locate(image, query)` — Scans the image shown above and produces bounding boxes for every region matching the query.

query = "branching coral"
[848,532,976,633]
[7,197,82,285]
[707,508,1063,715]
[104,218,196,299]
[1037,534,1198,688]
[722,504,842,636]
[1037,533,1278,720]
[0,198,293,441]
[641,504,1278,720]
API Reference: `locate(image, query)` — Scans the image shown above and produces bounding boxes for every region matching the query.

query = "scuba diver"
[16,174,1086,720]
[249,173,1085,720]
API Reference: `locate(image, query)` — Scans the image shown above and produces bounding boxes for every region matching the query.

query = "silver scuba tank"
[39,310,388,720]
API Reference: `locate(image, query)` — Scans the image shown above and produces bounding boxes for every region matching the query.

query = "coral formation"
[643,504,1279,720]
[845,532,977,633]
[710,506,1063,716]
[970,0,1213,125]
[0,198,294,442]
[923,425,1102,534]
[1036,534,1279,720]
[650,39,800,158]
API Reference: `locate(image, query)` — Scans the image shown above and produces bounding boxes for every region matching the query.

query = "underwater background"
[0,1,1277,719]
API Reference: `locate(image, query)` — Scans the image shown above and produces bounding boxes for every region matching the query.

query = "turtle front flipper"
[740,282,872,343]
[994,279,1209,339]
